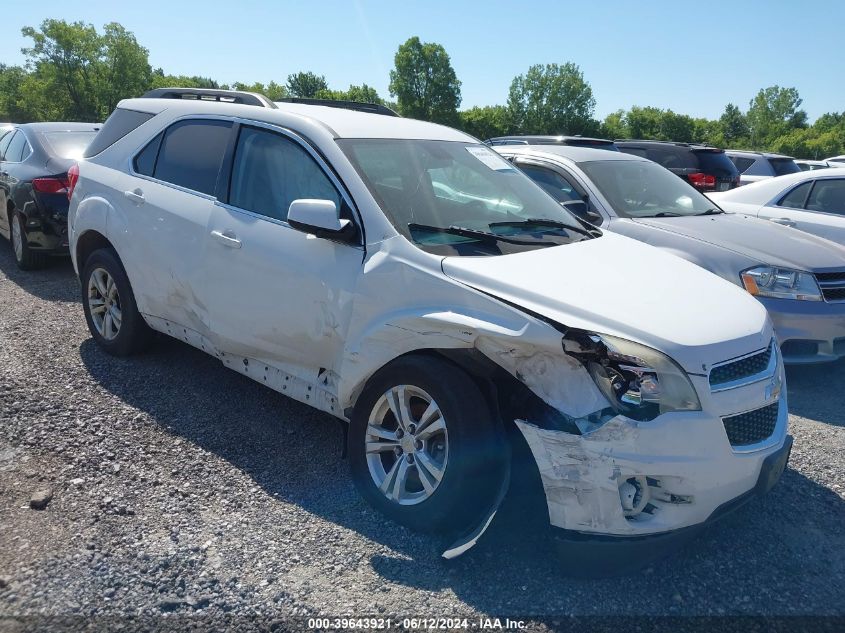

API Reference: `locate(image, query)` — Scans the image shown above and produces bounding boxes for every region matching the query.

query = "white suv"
[68,90,791,564]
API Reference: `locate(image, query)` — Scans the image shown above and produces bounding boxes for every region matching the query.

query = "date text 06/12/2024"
[307,617,528,630]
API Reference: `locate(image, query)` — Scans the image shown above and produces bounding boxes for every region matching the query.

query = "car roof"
[724,149,794,160]
[487,135,614,144]
[493,143,643,163]
[116,97,474,142]
[614,139,713,150]
[18,122,102,132]
[711,167,845,202]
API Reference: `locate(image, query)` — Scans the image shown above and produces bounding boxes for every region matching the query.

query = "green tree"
[625,106,663,139]
[232,81,289,100]
[100,23,151,112]
[718,103,749,145]
[747,86,807,149]
[507,63,595,135]
[601,110,627,139]
[0,65,31,122]
[21,20,104,121]
[458,105,511,140]
[315,83,383,104]
[389,36,462,125]
[286,71,328,98]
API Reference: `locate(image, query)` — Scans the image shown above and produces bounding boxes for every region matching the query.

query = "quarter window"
[4,131,27,163]
[778,181,812,209]
[730,157,756,173]
[228,126,341,222]
[0,131,14,159]
[806,179,845,215]
[133,132,164,176]
[153,120,232,195]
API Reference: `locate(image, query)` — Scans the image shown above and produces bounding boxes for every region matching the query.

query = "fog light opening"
[619,476,650,518]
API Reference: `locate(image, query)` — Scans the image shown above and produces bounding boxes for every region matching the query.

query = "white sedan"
[709,168,845,245]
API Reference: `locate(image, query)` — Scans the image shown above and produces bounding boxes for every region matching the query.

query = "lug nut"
[406,454,415,464]
[414,440,423,450]
[396,429,404,438]
[393,447,402,456]
[407,424,416,434]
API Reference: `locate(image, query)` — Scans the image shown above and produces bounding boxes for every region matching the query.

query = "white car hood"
[442,232,771,373]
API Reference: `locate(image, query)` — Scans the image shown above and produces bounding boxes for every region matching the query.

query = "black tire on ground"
[349,355,507,535]
[81,247,153,356]
[11,211,47,270]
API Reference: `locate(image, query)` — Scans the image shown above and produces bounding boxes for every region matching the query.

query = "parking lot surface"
[1,245,844,630]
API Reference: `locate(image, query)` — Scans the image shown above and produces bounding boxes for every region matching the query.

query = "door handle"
[770,217,796,227]
[124,189,145,205]
[210,229,242,249]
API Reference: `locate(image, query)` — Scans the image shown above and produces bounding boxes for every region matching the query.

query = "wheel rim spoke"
[416,415,446,440]
[386,385,412,431]
[415,451,445,487]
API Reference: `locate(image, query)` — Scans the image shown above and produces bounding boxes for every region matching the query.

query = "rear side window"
[0,131,14,159]
[778,181,812,208]
[84,109,154,158]
[768,158,800,176]
[730,156,756,173]
[41,131,98,159]
[4,131,27,163]
[154,120,232,195]
[806,179,845,215]
[228,126,340,221]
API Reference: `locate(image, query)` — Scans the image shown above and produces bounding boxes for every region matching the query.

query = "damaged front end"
[474,326,786,545]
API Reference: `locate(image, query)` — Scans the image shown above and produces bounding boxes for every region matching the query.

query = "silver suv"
[726,150,801,185]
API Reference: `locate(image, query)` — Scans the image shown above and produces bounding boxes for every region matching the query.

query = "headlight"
[573,334,701,419]
[741,266,822,301]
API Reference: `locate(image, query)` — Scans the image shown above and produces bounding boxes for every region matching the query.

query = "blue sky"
[2,0,842,122]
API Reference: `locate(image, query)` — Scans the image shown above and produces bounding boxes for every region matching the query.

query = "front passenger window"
[228,126,341,222]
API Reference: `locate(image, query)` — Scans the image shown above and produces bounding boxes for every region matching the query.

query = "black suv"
[615,140,740,192]
[486,135,619,151]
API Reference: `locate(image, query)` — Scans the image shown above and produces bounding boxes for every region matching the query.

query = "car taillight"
[67,163,80,201]
[687,172,716,190]
[32,176,71,195]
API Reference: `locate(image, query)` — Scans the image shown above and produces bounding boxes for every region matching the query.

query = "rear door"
[758,178,845,243]
[114,117,233,335]
[203,123,364,374]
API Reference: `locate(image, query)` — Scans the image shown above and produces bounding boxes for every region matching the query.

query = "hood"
[613,213,845,273]
[442,232,771,373]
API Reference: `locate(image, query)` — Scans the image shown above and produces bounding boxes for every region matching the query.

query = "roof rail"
[141,88,277,109]
[278,98,399,117]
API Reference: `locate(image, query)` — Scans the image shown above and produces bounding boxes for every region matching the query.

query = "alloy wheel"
[88,267,122,340]
[365,385,449,506]
[11,215,23,262]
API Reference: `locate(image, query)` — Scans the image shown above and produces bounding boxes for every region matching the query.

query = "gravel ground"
[0,243,844,632]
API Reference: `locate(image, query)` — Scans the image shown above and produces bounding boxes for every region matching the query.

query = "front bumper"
[516,370,789,538]
[760,296,845,364]
[550,436,792,573]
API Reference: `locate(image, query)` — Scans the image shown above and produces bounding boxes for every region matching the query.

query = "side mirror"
[562,199,602,224]
[287,199,355,242]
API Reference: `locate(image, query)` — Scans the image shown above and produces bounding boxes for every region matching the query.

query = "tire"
[349,355,507,535]
[81,247,153,356]
[10,211,47,270]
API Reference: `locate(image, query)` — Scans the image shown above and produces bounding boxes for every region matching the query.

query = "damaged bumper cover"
[516,393,790,538]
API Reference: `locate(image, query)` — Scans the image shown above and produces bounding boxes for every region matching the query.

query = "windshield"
[338,139,592,255]
[579,159,720,218]
[40,131,98,159]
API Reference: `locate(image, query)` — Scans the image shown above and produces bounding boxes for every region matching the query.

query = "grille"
[722,403,779,447]
[709,344,773,388]
[815,271,845,302]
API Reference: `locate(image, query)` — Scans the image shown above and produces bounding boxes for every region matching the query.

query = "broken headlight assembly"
[740,266,822,301]
[565,333,701,421]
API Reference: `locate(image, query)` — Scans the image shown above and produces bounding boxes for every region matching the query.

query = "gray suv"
[726,150,801,186]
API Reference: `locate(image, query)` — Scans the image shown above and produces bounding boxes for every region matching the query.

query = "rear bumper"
[761,296,845,364]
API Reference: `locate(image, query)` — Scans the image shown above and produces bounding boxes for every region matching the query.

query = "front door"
[203,124,364,377]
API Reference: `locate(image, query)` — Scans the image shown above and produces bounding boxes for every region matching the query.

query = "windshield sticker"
[465,146,515,172]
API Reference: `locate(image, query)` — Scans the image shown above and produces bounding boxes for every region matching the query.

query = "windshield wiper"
[409,223,557,246]
[641,212,685,217]
[488,218,598,237]
[696,208,725,215]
